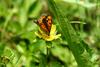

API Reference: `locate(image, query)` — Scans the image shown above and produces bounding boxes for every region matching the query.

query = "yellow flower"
[35,24,61,41]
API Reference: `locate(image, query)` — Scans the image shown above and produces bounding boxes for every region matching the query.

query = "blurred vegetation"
[0,0,100,67]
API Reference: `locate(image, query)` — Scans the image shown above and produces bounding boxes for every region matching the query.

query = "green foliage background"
[0,0,100,67]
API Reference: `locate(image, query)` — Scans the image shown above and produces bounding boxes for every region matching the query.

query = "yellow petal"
[35,24,61,41]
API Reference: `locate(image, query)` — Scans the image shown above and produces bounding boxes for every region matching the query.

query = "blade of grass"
[47,0,93,67]
[1,9,14,41]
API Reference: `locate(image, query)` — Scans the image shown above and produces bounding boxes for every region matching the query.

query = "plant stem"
[46,41,52,67]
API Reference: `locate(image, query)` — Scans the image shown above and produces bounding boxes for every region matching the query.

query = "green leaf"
[0,43,5,56]
[39,53,47,67]
[49,61,62,67]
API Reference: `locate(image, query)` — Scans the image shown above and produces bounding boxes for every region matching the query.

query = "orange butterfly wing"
[37,15,52,34]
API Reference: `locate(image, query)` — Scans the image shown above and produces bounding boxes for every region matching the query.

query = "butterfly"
[36,15,52,35]
[34,15,61,41]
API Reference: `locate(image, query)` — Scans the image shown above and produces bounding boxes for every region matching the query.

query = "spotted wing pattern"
[37,15,52,34]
